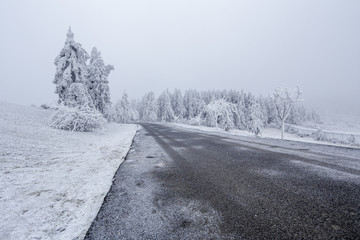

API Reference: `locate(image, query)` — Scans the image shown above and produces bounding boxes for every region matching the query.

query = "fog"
[0,0,359,116]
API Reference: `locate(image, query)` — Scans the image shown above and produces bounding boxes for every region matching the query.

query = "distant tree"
[287,105,307,125]
[129,99,140,122]
[53,27,90,107]
[271,86,303,139]
[183,89,204,119]
[245,94,263,136]
[235,91,247,129]
[140,92,158,122]
[113,91,130,123]
[259,96,278,127]
[88,47,114,119]
[204,98,238,131]
[171,89,185,121]
[157,90,174,122]
[191,98,206,119]
[308,110,320,123]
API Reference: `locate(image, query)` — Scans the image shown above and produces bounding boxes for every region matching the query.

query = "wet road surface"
[85,123,360,239]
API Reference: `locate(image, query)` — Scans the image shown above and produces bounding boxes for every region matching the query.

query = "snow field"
[0,101,137,240]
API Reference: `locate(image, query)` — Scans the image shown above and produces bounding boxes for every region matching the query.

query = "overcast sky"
[0,0,359,115]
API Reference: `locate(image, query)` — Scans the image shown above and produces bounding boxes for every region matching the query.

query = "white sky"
[0,0,359,115]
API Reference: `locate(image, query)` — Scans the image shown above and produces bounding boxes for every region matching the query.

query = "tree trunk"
[281,120,284,140]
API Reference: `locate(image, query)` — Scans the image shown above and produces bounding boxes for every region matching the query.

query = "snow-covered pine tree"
[287,105,307,125]
[235,91,247,130]
[129,99,140,122]
[66,82,94,109]
[260,96,278,127]
[157,90,175,122]
[113,91,131,123]
[183,89,203,119]
[51,28,106,132]
[140,92,158,122]
[245,94,263,136]
[171,89,185,121]
[88,47,114,119]
[53,27,91,107]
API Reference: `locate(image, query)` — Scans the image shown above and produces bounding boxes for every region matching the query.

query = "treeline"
[112,89,320,135]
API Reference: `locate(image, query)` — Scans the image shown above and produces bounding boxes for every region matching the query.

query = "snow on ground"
[168,122,360,149]
[0,101,137,240]
[310,114,360,133]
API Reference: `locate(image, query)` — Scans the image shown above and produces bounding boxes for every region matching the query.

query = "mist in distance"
[0,0,359,117]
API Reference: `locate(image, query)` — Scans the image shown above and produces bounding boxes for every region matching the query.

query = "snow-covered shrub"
[312,129,327,141]
[187,115,204,126]
[345,135,356,145]
[50,106,106,132]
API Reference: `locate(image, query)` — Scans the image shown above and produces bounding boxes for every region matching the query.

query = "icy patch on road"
[0,101,137,240]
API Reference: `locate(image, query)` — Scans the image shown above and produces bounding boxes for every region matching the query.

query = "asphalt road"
[85,123,360,239]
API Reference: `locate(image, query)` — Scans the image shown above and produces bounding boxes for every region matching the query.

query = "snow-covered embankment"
[0,101,137,239]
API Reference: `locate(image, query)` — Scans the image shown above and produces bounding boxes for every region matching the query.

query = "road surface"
[85,123,360,239]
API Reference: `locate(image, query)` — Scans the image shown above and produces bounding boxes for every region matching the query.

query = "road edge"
[81,124,139,240]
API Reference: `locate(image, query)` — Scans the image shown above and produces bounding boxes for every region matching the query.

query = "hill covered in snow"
[0,101,137,239]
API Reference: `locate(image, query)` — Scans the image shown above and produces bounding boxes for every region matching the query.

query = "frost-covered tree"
[171,89,185,121]
[271,86,303,139]
[88,47,114,119]
[287,105,307,125]
[140,92,158,122]
[51,28,106,132]
[245,94,263,136]
[113,91,130,123]
[53,27,90,107]
[184,89,204,119]
[191,98,206,119]
[157,90,174,122]
[204,98,238,130]
[66,83,94,109]
[308,110,320,123]
[235,92,247,129]
[129,99,140,122]
[259,96,278,127]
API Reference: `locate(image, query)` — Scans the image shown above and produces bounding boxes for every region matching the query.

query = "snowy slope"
[0,101,137,240]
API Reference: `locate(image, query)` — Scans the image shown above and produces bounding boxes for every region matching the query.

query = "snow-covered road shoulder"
[0,101,137,240]
[167,122,360,149]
